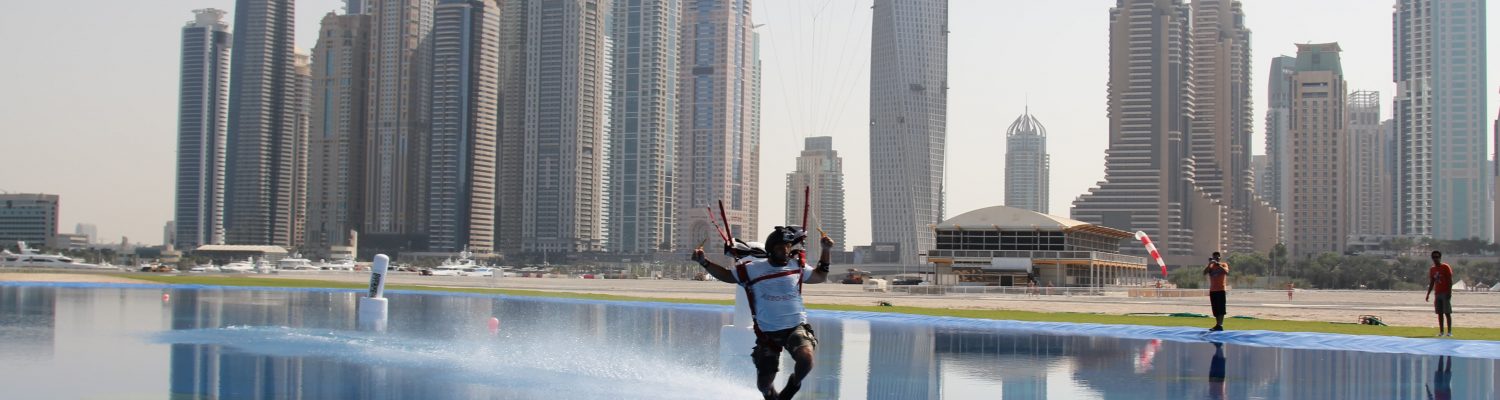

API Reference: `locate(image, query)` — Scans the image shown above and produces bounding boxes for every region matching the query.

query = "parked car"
[463,267,495,277]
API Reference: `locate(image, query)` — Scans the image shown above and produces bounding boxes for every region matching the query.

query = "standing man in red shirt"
[1202,252,1230,331]
[1425,250,1455,337]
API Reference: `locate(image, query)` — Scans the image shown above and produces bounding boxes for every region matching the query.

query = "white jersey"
[733,257,816,332]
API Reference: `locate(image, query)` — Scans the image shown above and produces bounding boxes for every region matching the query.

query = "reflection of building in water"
[1268,350,1496,399]
[867,323,938,399]
[0,286,56,359]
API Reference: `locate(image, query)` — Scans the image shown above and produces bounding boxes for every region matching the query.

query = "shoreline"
[2,270,1497,340]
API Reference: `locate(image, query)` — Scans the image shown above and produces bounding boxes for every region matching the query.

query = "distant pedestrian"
[1425,250,1455,337]
[1286,282,1294,302]
[1202,252,1230,331]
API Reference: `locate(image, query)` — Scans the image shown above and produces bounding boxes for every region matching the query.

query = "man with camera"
[1202,252,1230,331]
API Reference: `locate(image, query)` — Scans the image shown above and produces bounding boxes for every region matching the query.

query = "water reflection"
[1209,342,1226,400]
[1,284,1498,399]
[1430,356,1452,400]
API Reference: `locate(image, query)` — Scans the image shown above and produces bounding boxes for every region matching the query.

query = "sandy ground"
[5,270,1498,328]
[0,272,147,284]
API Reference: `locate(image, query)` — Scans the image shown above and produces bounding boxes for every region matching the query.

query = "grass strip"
[119,274,1500,341]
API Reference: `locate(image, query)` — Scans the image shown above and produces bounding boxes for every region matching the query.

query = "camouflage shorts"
[751,324,818,371]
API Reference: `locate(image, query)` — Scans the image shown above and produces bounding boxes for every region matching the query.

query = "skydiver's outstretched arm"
[692,248,738,284]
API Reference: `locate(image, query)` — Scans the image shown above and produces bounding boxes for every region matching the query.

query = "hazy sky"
[1,1,1495,247]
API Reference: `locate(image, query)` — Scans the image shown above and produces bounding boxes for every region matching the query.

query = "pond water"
[0,283,1496,399]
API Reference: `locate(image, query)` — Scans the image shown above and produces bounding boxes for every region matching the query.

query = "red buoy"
[487,317,500,335]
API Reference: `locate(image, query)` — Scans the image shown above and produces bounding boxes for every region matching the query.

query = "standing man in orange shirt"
[1425,250,1455,337]
[1203,252,1230,331]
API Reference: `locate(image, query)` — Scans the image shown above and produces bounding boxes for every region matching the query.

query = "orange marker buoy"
[487,317,500,335]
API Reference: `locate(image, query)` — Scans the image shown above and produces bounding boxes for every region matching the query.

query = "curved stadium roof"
[936,206,1132,239]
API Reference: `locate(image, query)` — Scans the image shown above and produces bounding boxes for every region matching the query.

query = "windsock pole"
[1134,231,1168,279]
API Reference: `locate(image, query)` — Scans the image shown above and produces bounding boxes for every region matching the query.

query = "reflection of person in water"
[1208,342,1226,400]
[1427,356,1452,400]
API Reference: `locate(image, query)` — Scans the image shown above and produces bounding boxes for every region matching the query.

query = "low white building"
[928,206,1148,287]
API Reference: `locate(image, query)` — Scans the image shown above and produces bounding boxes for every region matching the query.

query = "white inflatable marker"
[357,254,391,332]
[368,254,389,298]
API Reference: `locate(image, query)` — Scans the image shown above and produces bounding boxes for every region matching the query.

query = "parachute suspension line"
[822,0,870,136]
[816,0,872,137]
[762,8,802,154]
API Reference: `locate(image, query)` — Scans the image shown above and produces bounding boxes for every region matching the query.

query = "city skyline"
[3,0,1498,248]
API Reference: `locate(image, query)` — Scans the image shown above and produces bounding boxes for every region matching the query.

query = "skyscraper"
[1394,0,1490,240]
[427,0,500,253]
[1348,91,1397,236]
[786,136,846,256]
[523,0,610,253]
[1189,0,1278,253]
[608,0,680,254]
[1004,110,1048,214]
[869,0,947,265]
[291,50,312,250]
[494,0,528,255]
[1251,155,1269,199]
[306,11,373,256]
[365,0,435,242]
[1073,0,1223,263]
[175,9,231,249]
[225,0,301,247]
[1264,55,1296,240]
[1495,87,1499,242]
[1287,43,1347,257]
[678,0,760,250]
[346,0,369,14]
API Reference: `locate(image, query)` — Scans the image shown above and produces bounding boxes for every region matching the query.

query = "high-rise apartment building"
[1251,155,1269,199]
[346,0,369,14]
[1348,91,1397,236]
[306,11,373,257]
[175,9,232,249]
[365,0,435,241]
[678,0,760,250]
[427,0,500,253]
[291,50,312,250]
[1287,43,1347,257]
[1073,0,1223,263]
[1495,89,1499,242]
[0,194,60,249]
[869,0,947,265]
[608,0,680,254]
[786,137,847,256]
[523,0,610,253]
[494,0,528,255]
[1394,0,1490,240]
[1189,0,1278,253]
[225,0,302,247]
[1264,55,1296,240]
[1004,110,1049,214]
